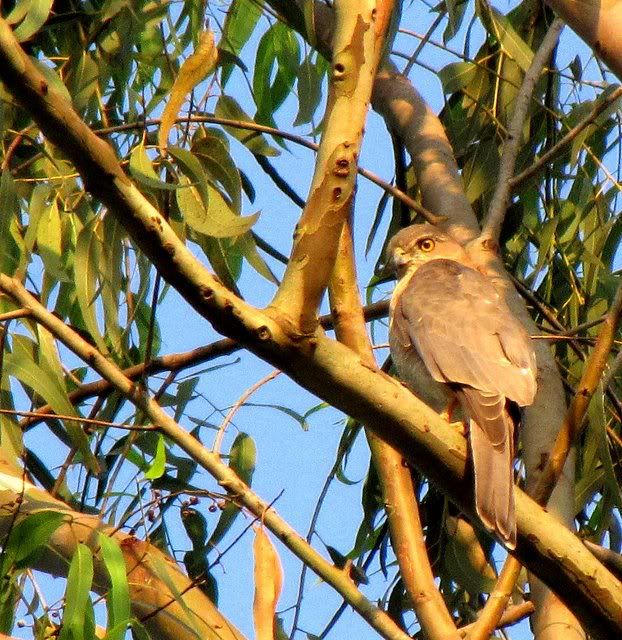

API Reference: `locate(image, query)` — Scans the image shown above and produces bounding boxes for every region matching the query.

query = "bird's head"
[387,224,469,278]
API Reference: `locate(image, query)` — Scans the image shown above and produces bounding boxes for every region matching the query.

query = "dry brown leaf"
[159,29,218,154]
[253,525,283,640]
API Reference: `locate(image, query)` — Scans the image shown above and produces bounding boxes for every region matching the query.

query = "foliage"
[0,0,621,639]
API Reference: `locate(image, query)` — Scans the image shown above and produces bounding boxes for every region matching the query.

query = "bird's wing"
[396,259,537,406]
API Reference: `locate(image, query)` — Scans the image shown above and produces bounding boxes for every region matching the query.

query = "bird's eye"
[417,238,435,252]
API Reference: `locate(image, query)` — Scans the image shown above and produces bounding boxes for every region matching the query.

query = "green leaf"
[37,197,67,281]
[75,219,110,356]
[243,402,311,430]
[12,0,54,42]
[66,52,100,111]
[148,554,201,636]
[129,143,175,191]
[215,96,280,157]
[439,61,478,94]
[0,170,23,276]
[181,507,208,548]
[195,235,243,290]
[172,376,199,422]
[443,0,468,43]
[144,434,167,480]
[476,1,533,72]
[5,337,99,473]
[59,544,94,640]
[462,138,499,203]
[191,135,242,213]
[1,510,65,572]
[236,233,279,284]
[207,433,256,549]
[294,53,325,126]
[173,146,259,238]
[31,57,72,103]
[253,21,300,124]
[220,0,264,86]
[98,533,131,640]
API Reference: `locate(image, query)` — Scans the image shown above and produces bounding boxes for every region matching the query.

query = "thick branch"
[270,1,396,332]
[545,0,622,81]
[0,276,410,640]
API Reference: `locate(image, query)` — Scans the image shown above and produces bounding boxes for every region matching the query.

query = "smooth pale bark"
[546,0,622,80]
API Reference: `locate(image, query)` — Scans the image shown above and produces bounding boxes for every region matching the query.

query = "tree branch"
[482,18,564,242]
[544,0,622,80]
[270,0,396,332]
[0,463,246,640]
[17,301,389,431]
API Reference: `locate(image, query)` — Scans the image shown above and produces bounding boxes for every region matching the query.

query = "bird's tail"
[457,388,517,549]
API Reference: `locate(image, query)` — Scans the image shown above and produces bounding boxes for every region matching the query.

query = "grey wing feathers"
[399,260,536,406]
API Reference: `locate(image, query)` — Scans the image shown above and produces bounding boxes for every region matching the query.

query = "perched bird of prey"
[388,224,537,548]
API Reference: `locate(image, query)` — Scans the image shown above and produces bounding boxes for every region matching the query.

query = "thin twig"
[482,18,564,242]
[510,85,622,190]
[212,369,280,454]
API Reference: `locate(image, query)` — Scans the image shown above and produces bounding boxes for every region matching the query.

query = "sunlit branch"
[269,1,396,332]
[1,14,622,635]
[328,222,459,639]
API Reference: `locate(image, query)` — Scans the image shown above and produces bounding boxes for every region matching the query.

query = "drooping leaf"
[191,135,242,213]
[0,170,23,276]
[144,434,167,480]
[444,0,469,43]
[159,29,219,153]
[253,21,300,124]
[439,62,479,94]
[253,526,283,640]
[98,533,131,640]
[172,146,259,238]
[0,510,65,572]
[207,433,256,549]
[5,336,99,473]
[220,0,264,86]
[59,544,95,640]
[12,0,54,42]
[37,197,67,282]
[75,218,110,356]
[476,0,534,72]
[294,53,325,126]
[129,143,175,191]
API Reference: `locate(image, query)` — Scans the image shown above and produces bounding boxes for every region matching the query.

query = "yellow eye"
[417,238,435,252]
